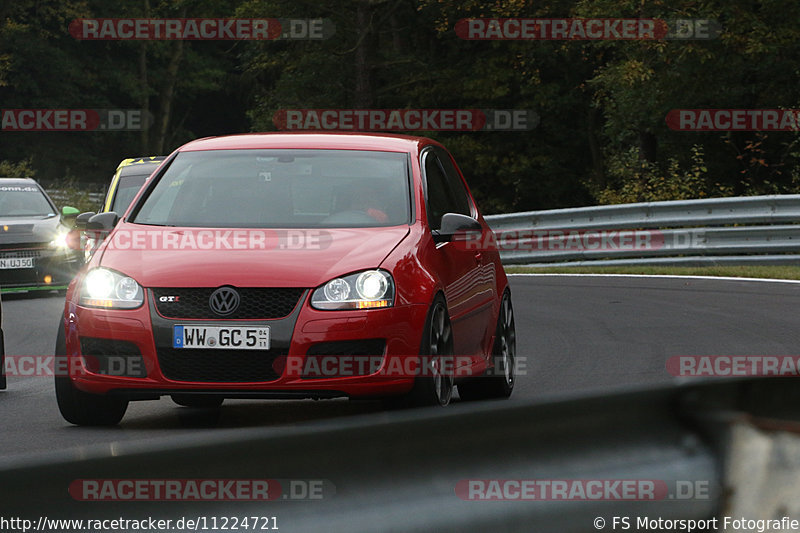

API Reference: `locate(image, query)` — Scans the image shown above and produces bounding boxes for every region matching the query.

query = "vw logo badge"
[209,286,240,316]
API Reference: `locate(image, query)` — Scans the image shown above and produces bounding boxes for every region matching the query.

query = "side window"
[423,151,450,231]
[435,147,473,218]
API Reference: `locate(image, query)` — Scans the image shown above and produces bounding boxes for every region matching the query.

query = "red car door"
[421,148,495,365]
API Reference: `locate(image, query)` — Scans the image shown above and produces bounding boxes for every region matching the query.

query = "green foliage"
[46,182,104,212]
[592,145,734,204]
[0,159,36,179]
[0,158,100,211]
[2,0,800,211]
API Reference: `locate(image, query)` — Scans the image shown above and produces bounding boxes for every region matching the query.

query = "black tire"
[0,328,6,390]
[171,394,224,408]
[408,294,455,407]
[458,291,516,401]
[54,321,128,426]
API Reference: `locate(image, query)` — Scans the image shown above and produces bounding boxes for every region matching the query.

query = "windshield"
[0,184,55,217]
[110,174,148,214]
[131,149,411,228]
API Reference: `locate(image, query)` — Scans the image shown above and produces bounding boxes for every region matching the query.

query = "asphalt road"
[2,274,800,460]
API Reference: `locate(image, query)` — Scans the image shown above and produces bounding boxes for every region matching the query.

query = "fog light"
[44,275,53,284]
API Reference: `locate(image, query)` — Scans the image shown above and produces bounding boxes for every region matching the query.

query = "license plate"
[173,325,270,350]
[0,257,34,269]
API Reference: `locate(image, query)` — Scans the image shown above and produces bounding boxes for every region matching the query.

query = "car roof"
[178,132,438,153]
[115,156,166,171]
[0,177,40,186]
[118,162,163,178]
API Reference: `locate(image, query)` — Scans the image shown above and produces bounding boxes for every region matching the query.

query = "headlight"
[49,227,70,249]
[80,268,144,309]
[311,270,394,310]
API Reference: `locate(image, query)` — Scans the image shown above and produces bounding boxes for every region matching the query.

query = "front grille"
[157,347,288,382]
[0,249,44,259]
[79,337,147,377]
[152,288,305,319]
[303,339,386,379]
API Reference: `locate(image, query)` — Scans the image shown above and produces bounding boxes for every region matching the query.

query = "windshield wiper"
[133,222,177,227]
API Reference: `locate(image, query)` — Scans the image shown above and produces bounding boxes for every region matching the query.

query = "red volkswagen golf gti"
[55,133,515,425]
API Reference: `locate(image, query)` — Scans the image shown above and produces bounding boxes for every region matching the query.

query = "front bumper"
[0,246,81,289]
[64,289,430,399]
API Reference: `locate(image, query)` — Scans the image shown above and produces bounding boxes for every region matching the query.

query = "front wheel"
[458,291,516,401]
[54,321,128,426]
[408,295,454,407]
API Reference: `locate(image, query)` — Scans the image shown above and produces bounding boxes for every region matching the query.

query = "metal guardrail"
[485,194,800,231]
[47,190,104,206]
[38,189,800,266]
[484,195,800,266]
[2,378,795,532]
[0,381,727,532]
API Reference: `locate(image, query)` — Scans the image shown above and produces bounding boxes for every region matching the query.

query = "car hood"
[0,215,61,246]
[96,224,411,288]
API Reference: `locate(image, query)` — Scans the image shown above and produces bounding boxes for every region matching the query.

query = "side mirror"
[74,212,96,230]
[61,206,80,218]
[86,212,119,231]
[433,213,482,243]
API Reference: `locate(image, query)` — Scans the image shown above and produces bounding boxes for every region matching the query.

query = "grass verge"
[1,285,69,294]
[505,265,800,281]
